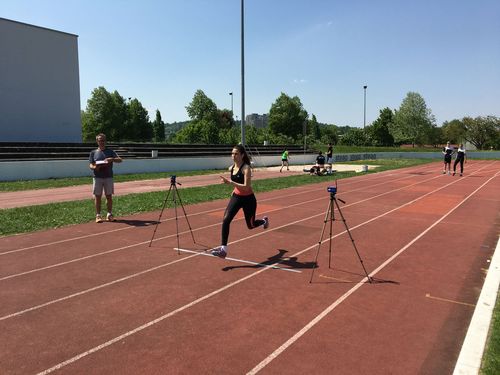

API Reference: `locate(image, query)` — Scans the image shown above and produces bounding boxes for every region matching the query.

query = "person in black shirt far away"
[326,143,334,174]
[89,133,122,223]
[309,151,326,176]
[211,144,269,258]
[442,141,454,175]
[453,143,467,176]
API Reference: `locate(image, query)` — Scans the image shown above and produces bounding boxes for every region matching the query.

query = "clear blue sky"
[2,0,499,127]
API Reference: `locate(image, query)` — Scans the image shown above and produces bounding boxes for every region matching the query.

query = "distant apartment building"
[0,18,81,142]
[245,113,268,129]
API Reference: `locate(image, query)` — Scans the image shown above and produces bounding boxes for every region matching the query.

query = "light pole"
[363,85,367,128]
[240,0,246,145]
[229,92,233,116]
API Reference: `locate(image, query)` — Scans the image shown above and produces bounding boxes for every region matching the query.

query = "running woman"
[442,141,454,175]
[211,145,269,258]
[453,143,467,176]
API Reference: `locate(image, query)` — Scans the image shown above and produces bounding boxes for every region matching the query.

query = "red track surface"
[1,161,499,374]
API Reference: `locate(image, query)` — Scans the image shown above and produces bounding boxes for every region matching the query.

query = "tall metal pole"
[363,85,367,128]
[229,92,233,116]
[240,0,246,145]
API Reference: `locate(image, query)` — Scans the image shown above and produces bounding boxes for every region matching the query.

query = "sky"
[2,0,499,127]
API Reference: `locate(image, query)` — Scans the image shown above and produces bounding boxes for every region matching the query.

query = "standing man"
[326,143,334,174]
[89,133,122,223]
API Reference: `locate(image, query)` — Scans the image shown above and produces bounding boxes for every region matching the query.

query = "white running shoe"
[263,216,269,229]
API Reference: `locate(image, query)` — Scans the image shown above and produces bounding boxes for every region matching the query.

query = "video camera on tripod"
[310,180,372,283]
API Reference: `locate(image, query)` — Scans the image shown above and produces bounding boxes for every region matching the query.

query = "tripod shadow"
[311,266,400,285]
[222,249,316,272]
[113,219,159,227]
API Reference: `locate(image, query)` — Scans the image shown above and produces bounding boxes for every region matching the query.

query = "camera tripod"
[148,175,196,253]
[309,184,372,283]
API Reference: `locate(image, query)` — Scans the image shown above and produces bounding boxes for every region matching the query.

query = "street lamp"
[229,92,233,116]
[240,0,246,145]
[363,85,367,128]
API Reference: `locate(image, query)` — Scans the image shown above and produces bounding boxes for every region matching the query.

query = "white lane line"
[1,162,488,318]
[0,162,433,256]
[0,253,201,321]
[246,170,500,374]
[36,264,273,375]
[0,167,437,280]
[174,248,302,273]
[34,169,499,374]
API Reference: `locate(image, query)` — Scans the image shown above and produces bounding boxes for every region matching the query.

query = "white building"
[0,18,81,142]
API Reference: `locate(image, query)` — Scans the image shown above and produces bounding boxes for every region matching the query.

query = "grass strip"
[481,292,500,374]
[0,169,226,192]
[0,159,433,237]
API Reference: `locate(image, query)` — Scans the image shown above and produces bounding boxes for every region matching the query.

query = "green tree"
[124,98,152,141]
[392,92,435,146]
[441,119,467,144]
[319,125,339,145]
[81,86,122,141]
[308,114,321,140]
[366,107,394,146]
[464,116,500,150]
[180,90,221,144]
[268,93,308,139]
[186,89,218,122]
[152,110,166,142]
[338,128,368,146]
[217,109,234,130]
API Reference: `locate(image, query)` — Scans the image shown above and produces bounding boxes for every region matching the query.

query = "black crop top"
[231,163,247,184]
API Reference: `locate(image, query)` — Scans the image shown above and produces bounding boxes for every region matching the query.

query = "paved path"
[0,165,367,209]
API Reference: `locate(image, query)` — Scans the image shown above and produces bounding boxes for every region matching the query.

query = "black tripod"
[149,175,196,253]
[309,184,372,283]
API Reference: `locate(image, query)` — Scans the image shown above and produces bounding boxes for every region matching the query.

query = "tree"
[185,89,218,123]
[319,124,339,145]
[441,119,467,144]
[123,98,152,141]
[180,90,222,144]
[463,116,500,150]
[338,128,368,146]
[392,92,435,146]
[366,107,394,146]
[152,110,166,142]
[81,87,120,141]
[268,93,308,140]
[308,114,321,140]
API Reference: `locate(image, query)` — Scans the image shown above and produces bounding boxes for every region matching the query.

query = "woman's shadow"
[222,249,316,272]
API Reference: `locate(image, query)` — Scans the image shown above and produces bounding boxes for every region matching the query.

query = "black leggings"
[454,158,464,173]
[221,193,265,246]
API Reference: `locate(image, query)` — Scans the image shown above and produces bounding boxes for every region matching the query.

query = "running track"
[0,161,499,374]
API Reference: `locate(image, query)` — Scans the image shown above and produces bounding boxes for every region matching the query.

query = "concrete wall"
[0,154,318,181]
[0,18,81,142]
[1,152,498,182]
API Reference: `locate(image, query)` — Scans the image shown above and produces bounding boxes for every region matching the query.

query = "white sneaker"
[263,216,269,229]
[211,246,227,258]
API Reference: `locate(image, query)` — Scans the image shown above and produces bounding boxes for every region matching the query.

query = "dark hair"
[233,144,251,166]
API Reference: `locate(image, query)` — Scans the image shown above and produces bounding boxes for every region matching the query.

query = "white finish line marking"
[174,248,302,273]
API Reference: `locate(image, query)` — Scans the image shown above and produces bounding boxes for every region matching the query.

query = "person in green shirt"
[280,148,290,173]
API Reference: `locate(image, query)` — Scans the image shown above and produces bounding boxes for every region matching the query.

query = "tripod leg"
[173,188,180,255]
[174,185,197,244]
[309,199,333,283]
[149,184,173,247]
[333,198,372,283]
[328,200,334,269]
